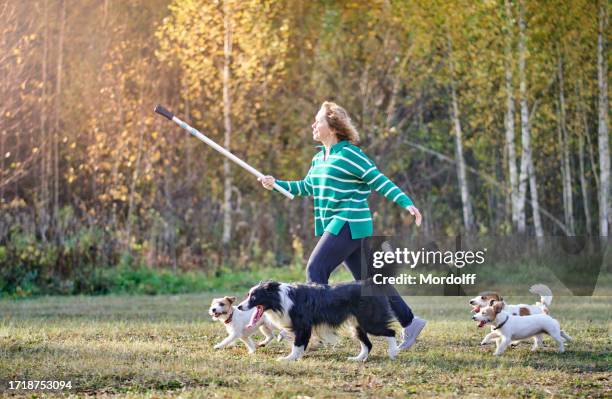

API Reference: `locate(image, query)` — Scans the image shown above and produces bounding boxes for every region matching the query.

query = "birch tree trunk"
[579,123,593,235]
[503,0,519,230]
[597,1,610,237]
[53,0,66,229]
[39,0,50,240]
[577,78,593,235]
[447,33,474,232]
[516,0,529,233]
[557,53,575,234]
[528,160,544,242]
[585,112,600,191]
[222,0,233,253]
[516,0,543,242]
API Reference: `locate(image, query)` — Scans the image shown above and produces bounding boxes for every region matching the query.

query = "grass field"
[0,292,610,398]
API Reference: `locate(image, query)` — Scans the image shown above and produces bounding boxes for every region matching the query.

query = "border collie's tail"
[529,283,553,307]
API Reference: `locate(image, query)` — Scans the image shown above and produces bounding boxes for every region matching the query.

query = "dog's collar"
[224,312,233,324]
[493,315,509,330]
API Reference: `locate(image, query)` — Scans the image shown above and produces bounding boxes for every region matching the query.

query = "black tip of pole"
[154,104,174,120]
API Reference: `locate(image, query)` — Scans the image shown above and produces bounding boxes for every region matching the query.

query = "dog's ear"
[224,296,237,304]
[493,301,503,314]
[261,280,279,290]
[489,299,495,306]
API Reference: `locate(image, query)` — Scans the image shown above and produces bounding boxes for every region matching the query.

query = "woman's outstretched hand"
[258,175,276,190]
[406,205,422,227]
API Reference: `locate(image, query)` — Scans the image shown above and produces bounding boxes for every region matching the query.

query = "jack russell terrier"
[209,296,285,353]
[469,284,553,347]
[472,301,572,356]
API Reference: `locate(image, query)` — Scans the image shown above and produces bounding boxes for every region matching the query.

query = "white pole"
[154,105,294,199]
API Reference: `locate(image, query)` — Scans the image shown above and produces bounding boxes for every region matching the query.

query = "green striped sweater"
[275,140,414,239]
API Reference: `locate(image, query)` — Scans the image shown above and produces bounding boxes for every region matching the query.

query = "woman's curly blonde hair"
[321,101,360,144]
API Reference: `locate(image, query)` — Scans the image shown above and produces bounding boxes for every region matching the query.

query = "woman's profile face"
[311,107,333,143]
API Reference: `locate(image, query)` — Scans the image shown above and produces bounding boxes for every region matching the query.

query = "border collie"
[237,280,398,362]
[472,301,572,355]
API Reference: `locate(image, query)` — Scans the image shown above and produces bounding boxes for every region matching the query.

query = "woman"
[258,101,426,350]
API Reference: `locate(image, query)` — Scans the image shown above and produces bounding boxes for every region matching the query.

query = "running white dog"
[469,284,553,347]
[209,296,284,354]
[472,301,572,356]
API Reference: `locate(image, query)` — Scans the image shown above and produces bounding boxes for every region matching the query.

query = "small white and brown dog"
[472,301,572,356]
[469,284,553,347]
[469,284,553,317]
[208,296,284,354]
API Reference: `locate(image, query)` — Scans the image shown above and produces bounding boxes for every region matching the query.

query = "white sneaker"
[399,317,427,350]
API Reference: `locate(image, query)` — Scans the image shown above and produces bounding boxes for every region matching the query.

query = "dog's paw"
[347,355,368,362]
[213,343,223,350]
[257,341,268,348]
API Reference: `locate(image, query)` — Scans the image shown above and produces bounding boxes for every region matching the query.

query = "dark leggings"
[306,223,414,327]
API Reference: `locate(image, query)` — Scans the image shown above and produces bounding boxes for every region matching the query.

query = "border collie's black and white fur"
[237,280,398,362]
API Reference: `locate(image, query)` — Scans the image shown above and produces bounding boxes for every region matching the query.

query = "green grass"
[1,263,356,298]
[0,292,610,398]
